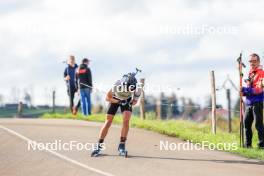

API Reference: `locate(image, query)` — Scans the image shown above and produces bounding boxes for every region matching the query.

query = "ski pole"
[237,52,246,148]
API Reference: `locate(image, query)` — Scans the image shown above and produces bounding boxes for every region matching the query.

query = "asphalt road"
[0,118,263,176]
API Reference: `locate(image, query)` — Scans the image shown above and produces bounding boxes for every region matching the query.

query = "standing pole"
[140,78,146,120]
[52,90,56,113]
[210,71,217,134]
[156,99,161,119]
[237,53,245,148]
[17,101,23,118]
[227,89,232,133]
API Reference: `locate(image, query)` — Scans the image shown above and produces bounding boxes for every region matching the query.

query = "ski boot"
[91,144,102,157]
[118,143,128,158]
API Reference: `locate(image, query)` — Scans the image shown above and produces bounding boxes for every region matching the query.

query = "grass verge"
[41,113,264,160]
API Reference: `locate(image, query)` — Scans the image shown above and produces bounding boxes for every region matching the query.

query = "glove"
[120,99,132,107]
[120,100,128,106]
[242,87,253,96]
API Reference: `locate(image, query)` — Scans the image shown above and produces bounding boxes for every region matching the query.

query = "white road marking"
[0,125,115,176]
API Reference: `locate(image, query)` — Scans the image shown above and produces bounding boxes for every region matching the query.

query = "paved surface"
[0,118,263,176]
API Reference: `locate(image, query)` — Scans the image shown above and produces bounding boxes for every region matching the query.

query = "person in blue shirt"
[64,55,80,115]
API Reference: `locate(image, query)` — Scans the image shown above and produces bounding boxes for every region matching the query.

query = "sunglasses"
[249,60,258,63]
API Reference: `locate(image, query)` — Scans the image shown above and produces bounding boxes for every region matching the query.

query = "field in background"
[0,107,67,118]
[41,113,264,160]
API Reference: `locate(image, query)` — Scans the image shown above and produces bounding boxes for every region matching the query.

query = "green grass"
[41,113,264,160]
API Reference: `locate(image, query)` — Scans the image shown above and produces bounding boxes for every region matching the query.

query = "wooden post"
[140,78,146,119]
[227,89,232,133]
[52,90,56,113]
[156,99,161,119]
[210,71,216,134]
[17,101,23,118]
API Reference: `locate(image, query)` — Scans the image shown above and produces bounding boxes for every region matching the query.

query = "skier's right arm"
[106,90,120,104]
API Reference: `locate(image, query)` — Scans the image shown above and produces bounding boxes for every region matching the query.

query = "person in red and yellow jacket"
[242,53,264,149]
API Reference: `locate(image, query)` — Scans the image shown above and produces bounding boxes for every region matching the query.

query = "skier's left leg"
[118,110,132,152]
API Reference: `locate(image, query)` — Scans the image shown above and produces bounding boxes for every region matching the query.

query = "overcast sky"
[1,0,264,107]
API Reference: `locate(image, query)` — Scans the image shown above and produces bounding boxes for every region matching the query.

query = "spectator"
[242,53,264,149]
[77,58,93,116]
[64,55,80,115]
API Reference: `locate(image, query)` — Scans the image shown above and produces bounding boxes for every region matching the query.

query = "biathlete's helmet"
[121,73,138,91]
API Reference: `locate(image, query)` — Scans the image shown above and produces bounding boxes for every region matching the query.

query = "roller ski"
[118,143,128,158]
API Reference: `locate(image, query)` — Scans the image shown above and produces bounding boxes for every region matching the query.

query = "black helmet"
[121,73,138,91]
